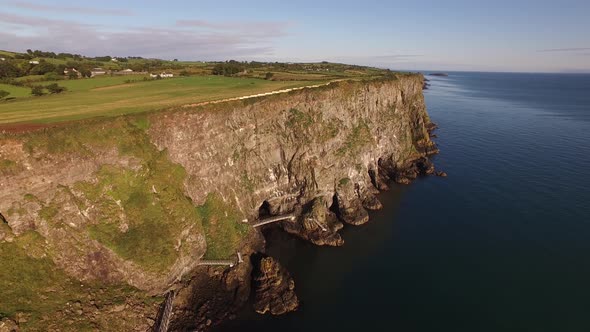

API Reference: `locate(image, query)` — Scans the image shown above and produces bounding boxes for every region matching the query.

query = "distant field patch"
[92,83,135,91]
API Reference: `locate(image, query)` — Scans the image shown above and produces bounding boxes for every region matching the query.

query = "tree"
[29,60,56,75]
[0,61,23,78]
[31,85,44,96]
[0,90,9,100]
[46,83,67,94]
[54,64,67,75]
[79,69,91,78]
[68,71,79,79]
[265,72,274,80]
[179,70,190,77]
[211,62,244,76]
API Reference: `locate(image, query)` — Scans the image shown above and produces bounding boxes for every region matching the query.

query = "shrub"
[46,83,67,94]
[0,90,9,100]
[31,85,44,96]
[265,72,274,80]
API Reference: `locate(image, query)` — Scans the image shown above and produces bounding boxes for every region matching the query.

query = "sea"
[217,72,590,332]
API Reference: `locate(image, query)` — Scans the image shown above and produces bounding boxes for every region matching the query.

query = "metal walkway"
[153,290,175,332]
[252,214,296,228]
[197,260,236,267]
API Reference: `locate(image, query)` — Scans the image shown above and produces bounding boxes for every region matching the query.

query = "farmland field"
[0,76,325,125]
[0,84,32,98]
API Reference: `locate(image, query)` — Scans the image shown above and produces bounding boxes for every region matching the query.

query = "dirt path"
[180,80,343,108]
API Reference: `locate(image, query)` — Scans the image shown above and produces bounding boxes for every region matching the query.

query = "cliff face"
[0,75,437,331]
[148,76,436,245]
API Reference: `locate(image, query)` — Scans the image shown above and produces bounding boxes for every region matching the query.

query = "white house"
[29,60,39,65]
[122,69,133,72]
[0,58,5,61]
[111,58,118,62]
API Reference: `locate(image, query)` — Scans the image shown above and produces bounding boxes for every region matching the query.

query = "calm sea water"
[217,72,590,332]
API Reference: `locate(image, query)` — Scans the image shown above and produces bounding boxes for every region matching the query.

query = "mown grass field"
[0,83,31,98]
[0,75,324,124]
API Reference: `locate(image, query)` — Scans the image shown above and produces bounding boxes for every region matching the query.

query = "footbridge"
[153,290,175,332]
[252,214,296,228]
[197,260,236,267]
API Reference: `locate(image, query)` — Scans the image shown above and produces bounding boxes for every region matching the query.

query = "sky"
[0,0,589,72]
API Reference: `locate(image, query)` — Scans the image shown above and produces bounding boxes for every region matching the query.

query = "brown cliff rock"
[252,255,299,315]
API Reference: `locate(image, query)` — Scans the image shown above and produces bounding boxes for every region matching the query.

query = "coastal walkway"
[252,214,296,228]
[197,260,236,267]
[153,290,175,332]
[197,251,245,268]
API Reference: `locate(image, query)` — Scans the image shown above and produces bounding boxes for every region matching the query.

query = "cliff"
[0,74,437,331]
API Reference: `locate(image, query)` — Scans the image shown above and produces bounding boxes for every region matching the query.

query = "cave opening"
[368,168,378,188]
[0,212,7,224]
[258,201,272,219]
[329,193,340,217]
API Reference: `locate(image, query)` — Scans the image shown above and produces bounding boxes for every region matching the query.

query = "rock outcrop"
[252,255,299,315]
[281,197,344,246]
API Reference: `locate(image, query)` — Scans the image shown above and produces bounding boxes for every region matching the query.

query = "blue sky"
[1,0,589,72]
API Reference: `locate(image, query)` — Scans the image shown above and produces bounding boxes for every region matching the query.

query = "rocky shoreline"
[168,122,442,332]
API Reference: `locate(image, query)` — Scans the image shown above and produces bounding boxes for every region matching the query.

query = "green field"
[0,76,324,125]
[0,83,32,98]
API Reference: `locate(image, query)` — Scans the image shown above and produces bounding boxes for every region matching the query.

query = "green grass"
[55,75,148,92]
[0,50,16,57]
[0,83,31,98]
[0,158,22,175]
[82,161,188,272]
[336,121,374,157]
[0,115,250,324]
[0,230,154,330]
[197,194,250,260]
[23,116,249,270]
[14,75,46,83]
[0,76,325,125]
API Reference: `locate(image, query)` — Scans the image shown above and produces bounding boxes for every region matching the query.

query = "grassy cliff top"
[0,49,399,127]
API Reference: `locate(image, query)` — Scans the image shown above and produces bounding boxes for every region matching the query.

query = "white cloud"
[0,12,290,60]
[6,0,133,16]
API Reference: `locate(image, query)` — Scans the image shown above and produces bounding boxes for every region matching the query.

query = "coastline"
[0,75,440,331]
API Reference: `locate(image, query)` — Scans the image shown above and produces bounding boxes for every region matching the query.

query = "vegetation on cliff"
[0,114,255,329]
